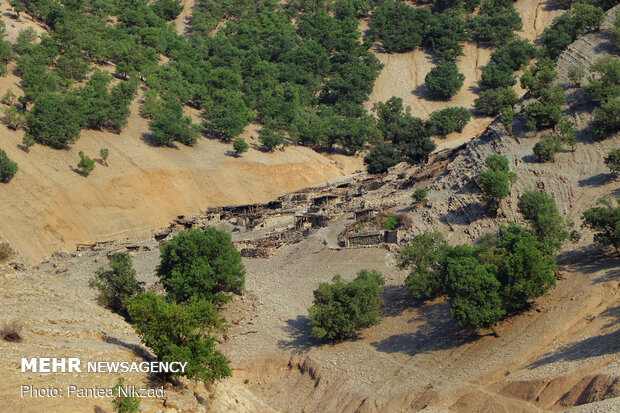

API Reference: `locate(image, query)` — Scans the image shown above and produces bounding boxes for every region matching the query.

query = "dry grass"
[0,241,14,262]
[1,320,23,342]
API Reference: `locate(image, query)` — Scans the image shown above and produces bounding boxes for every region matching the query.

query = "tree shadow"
[557,244,620,275]
[578,173,617,187]
[381,284,420,318]
[225,150,239,158]
[105,336,153,360]
[439,201,487,226]
[411,83,449,102]
[521,154,538,164]
[527,329,620,370]
[371,301,477,356]
[276,315,316,354]
[69,166,89,177]
[140,132,179,149]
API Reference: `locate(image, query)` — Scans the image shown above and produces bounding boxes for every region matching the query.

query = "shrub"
[428,107,471,136]
[308,269,384,340]
[412,188,428,203]
[89,253,144,317]
[0,149,18,182]
[232,137,248,157]
[22,135,35,152]
[157,227,245,304]
[425,61,464,99]
[0,241,14,261]
[474,88,519,116]
[2,106,25,130]
[258,128,285,151]
[581,195,620,253]
[127,292,231,382]
[383,214,398,230]
[364,143,401,174]
[558,116,577,151]
[111,378,140,413]
[499,106,515,132]
[604,148,620,172]
[78,151,95,175]
[567,62,586,87]
[533,136,563,162]
[1,320,23,342]
[99,148,109,166]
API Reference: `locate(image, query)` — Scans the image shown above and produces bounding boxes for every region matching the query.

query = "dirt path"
[172,0,197,36]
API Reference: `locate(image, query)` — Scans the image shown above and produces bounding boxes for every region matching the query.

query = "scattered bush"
[383,214,398,230]
[157,227,246,304]
[604,148,620,172]
[308,269,384,340]
[99,148,109,166]
[533,136,563,162]
[78,151,95,176]
[425,61,465,99]
[567,62,586,87]
[0,149,18,182]
[128,292,231,382]
[89,253,144,317]
[111,378,140,413]
[232,137,248,157]
[0,241,14,261]
[412,188,428,203]
[1,320,23,342]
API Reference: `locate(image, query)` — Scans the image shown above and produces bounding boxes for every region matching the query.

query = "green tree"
[518,190,570,255]
[477,154,518,210]
[364,143,400,174]
[111,378,140,413]
[445,254,504,330]
[2,89,16,106]
[22,134,35,152]
[592,98,620,139]
[25,92,85,148]
[425,61,465,99]
[308,269,384,340]
[78,151,95,176]
[604,148,620,172]
[2,105,25,130]
[558,116,577,151]
[0,149,18,183]
[398,231,449,300]
[89,253,144,317]
[258,128,285,151]
[149,97,200,146]
[533,136,563,162]
[494,223,556,311]
[583,55,620,103]
[474,87,519,116]
[370,1,430,52]
[573,2,604,32]
[100,147,109,166]
[157,227,246,304]
[567,62,586,87]
[412,188,428,203]
[383,214,398,230]
[581,195,620,253]
[481,64,516,89]
[499,106,515,132]
[428,107,471,136]
[232,137,248,157]
[127,292,231,382]
[203,90,251,140]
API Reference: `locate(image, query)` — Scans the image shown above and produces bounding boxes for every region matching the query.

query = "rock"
[164,389,203,412]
